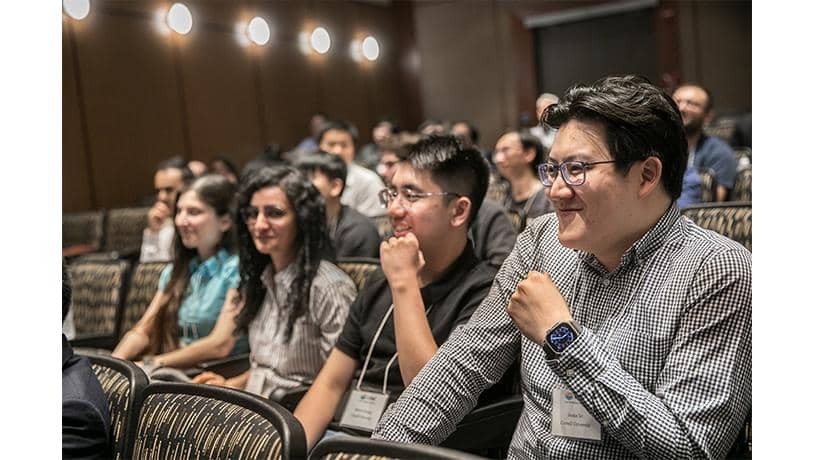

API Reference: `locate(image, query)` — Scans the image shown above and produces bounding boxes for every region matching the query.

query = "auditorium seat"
[118,262,167,336]
[86,353,149,460]
[102,207,150,258]
[63,210,105,258]
[681,201,752,251]
[336,257,380,292]
[69,259,131,349]
[310,436,488,460]
[697,168,718,203]
[131,382,307,459]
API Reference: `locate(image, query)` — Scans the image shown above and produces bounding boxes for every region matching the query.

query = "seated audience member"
[63,260,112,459]
[677,166,703,208]
[529,92,559,149]
[187,160,208,177]
[672,83,737,201]
[357,118,398,172]
[451,120,492,167]
[319,120,386,218]
[295,152,381,259]
[373,76,751,459]
[193,167,357,397]
[293,135,498,450]
[376,133,419,186]
[113,175,248,373]
[140,157,194,263]
[210,155,240,184]
[493,131,554,225]
[379,134,516,267]
[295,112,329,155]
[418,119,446,137]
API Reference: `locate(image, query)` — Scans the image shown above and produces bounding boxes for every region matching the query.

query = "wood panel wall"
[63,0,422,212]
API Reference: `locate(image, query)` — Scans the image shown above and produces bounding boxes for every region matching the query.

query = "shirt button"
[565,369,576,378]
[602,278,611,286]
[602,421,609,428]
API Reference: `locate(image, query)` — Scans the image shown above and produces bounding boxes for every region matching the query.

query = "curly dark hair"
[233,166,334,341]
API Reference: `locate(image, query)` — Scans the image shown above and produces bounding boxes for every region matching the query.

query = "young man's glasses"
[537,160,618,187]
[240,205,287,225]
[378,188,460,208]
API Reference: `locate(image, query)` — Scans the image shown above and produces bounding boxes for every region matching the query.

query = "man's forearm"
[391,281,437,385]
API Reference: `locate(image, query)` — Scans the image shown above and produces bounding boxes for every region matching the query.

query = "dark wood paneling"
[63,20,93,212]
[73,3,187,209]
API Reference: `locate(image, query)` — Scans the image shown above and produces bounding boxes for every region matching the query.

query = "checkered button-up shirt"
[372,205,752,459]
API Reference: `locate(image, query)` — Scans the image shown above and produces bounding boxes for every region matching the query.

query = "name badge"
[338,389,390,432]
[245,369,265,395]
[551,388,602,442]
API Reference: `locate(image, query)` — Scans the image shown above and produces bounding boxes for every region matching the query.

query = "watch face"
[547,324,577,353]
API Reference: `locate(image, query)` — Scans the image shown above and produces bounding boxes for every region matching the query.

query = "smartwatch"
[542,320,582,360]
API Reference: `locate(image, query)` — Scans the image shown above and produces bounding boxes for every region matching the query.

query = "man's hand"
[191,371,226,386]
[380,233,425,290]
[147,201,172,232]
[506,271,572,344]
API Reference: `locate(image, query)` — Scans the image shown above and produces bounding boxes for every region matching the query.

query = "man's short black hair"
[543,75,687,200]
[156,155,195,184]
[293,151,348,196]
[406,135,489,226]
[317,120,359,147]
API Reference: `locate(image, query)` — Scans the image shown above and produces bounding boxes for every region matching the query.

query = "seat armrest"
[70,334,116,350]
[196,353,250,378]
[440,395,524,454]
[270,383,312,412]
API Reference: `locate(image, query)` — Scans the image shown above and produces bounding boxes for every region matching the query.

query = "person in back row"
[114,175,248,372]
[140,157,194,263]
[295,151,381,259]
[193,167,357,397]
[293,136,498,451]
[319,120,386,218]
[493,130,554,231]
[373,75,751,459]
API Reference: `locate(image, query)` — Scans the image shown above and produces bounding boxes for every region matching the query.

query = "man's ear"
[638,156,662,198]
[330,178,344,199]
[450,196,472,228]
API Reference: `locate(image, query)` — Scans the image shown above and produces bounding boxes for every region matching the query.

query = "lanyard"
[356,301,436,394]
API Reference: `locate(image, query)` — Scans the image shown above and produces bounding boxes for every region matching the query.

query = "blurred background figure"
[529,92,559,150]
[418,119,446,137]
[210,155,240,184]
[357,118,399,172]
[140,157,194,263]
[294,112,329,155]
[187,160,209,177]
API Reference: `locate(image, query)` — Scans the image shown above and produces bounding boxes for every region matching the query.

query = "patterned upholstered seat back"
[69,260,130,339]
[120,262,168,335]
[681,202,752,252]
[103,207,150,254]
[336,257,380,292]
[371,214,392,239]
[310,436,487,460]
[697,168,718,203]
[703,116,737,142]
[63,210,105,249]
[731,168,752,202]
[133,383,307,460]
[87,354,149,460]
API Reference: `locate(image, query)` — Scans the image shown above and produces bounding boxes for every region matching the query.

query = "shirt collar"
[579,204,680,275]
[189,248,230,278]
[261,259,298,290]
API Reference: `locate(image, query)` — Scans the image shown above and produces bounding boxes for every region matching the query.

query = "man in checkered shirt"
[372,75,751,459]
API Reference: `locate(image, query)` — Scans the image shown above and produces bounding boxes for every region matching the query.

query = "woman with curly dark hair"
[193,166,357,396]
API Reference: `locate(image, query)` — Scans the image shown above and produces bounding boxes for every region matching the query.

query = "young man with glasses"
[294,136,498,451]
[373,76,752,459]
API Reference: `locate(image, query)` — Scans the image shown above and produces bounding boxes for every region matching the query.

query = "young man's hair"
[542,75,687,200]
[406,135,489,226]
[317,120,359,147]
[293,150,348,196]
[156,155,195,184]
[452,120,480,145]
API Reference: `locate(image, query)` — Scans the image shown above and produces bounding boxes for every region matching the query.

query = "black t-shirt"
[333,205,381,259]
[334,241,497,393]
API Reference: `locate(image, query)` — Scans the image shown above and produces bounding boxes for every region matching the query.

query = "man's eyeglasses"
[537,160,618,187]
[240,205,288,225]
[378,188,460,208]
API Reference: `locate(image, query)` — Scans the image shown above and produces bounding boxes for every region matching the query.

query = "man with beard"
[672,84,737,202]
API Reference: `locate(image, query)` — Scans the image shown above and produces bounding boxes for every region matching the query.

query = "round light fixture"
[362,36,380,61]
[63,0,90,20]
[247,17,270,46]
[166,3,193,35]
[310,27,331,54]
